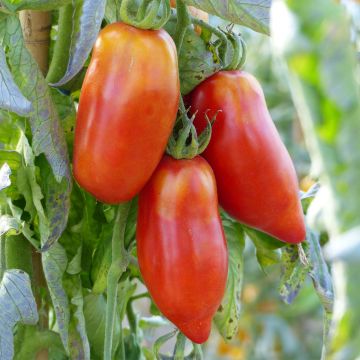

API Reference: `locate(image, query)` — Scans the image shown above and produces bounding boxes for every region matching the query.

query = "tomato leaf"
[1,0,71,11]
[65,274,90,360]
[272,1,360,356]
[183,0,271,35]
[84,293,121,358]
[214,216,244,341]
[0,163,11,192]
[1,16,71,250]
[42,243,70,354]
[279,244,309,304]
[0,47,32,116]
[52,0,106,86]
[0,270,38,360]
[306,228,333,359]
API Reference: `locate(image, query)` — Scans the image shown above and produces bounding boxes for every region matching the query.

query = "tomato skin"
[137,156,228,343]
[188,71,306,244]
[73,23,179,204]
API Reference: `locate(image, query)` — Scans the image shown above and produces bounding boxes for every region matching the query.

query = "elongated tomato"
[73,22,179,203]
[189,71,306,244]
[137,156,228,343]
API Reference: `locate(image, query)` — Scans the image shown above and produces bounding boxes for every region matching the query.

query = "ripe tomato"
[73,22,179,203]
[137,156,228,343]
[188,71,306,244]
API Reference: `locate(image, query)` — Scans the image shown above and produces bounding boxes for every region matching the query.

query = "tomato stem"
[174,0,191,52]
[119,0,171,30]
[104,201,132,360]
[153,330,178,359]
[173,332,186,359]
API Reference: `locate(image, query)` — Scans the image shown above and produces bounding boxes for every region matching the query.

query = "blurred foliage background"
[204,0,360,358]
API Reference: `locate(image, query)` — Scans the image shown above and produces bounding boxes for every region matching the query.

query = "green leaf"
[272,1,360,356]
[279,244,309,304]
[3,15,71,184]
[0,111,21,150]
[1,16,71,250]
[214,216,244,341]
[42,243,70,354]
[0,46,32,116]
[165,21,220,95]
[52,0,106,86]
[0,163,11,191]
[65,275,90,360]
[1,0,71,11]
[0,214,20,236]
[183,0,271,35]
[306,228,333,360]
[83,293,120,358]
[0,270,38,360]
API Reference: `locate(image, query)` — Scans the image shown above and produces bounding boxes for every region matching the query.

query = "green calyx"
[166,102,216,160]
[120,0,171,30]
[219,27,247,71]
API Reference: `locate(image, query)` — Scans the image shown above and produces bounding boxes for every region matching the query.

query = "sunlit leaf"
[52,0,106,86]
[0,270,38,360]
[214,216,244,340]
[184,0,271,35]
[0,47,32,116]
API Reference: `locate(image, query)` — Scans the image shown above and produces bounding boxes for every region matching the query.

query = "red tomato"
[137,155,228,343]
[73,22,179,203]
[188,71,306,244]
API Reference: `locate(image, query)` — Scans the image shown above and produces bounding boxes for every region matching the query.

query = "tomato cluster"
[73,22,305,344]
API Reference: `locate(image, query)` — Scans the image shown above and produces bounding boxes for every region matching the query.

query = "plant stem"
[173,332,186,359]
[104,201,131,360]
[174,0,191,53]
[19,11,51,360]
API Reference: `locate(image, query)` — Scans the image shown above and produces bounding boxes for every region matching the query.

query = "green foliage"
[272,0,360,358]
[0,0,348,358]
[1,0,71,11]
[214,214,244,341]
[51,0,106,86]
[183,0,271,35]
[0,270,38,360]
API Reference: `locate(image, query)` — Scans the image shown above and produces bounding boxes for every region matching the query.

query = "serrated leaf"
[52,0,106,86]
[306,228,333,360]
[165,20,220,95]
[0,270,38,360]
[1,16,71,250]
[65,275,90,360]
[83,293,121,358]
[184,0,271,35]
[0,46,32,116]
[214,217,244,341]
[1,0,71,11]
[42,243,70,353]
[279,244,309,304]
[3,15,71,184]
[0,163,11,191]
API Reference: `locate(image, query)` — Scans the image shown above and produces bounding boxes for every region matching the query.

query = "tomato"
[188,71,306,244]
[73,22,179,203]
[137,155,228,343]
